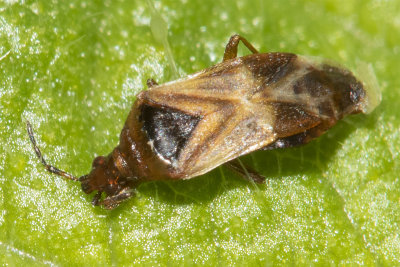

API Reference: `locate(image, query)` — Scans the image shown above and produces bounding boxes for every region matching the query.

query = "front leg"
[99,188,134,209]
[91,191,103,206]
[223,34,259,61]
[225,159,266,184]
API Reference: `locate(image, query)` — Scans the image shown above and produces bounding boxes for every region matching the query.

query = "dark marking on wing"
[293,81,305,95]
[140,104,202,163]
[263,116,337,150]
[321,64,365,114]
[271,102,320,137]
[318,100,335,118]
[294,68,332,98]
[242,53,297,85]
[293,64,365,117]
[263,131,310,150]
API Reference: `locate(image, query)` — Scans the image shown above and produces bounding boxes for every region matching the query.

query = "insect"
[27,34,379,209]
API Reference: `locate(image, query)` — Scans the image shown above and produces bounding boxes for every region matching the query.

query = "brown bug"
[27,34,380,209]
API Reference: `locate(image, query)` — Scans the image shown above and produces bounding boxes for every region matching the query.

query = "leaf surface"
[1,0,399,265]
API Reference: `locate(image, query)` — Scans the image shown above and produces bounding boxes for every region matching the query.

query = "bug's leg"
[26,120,78,181]
[91,191,103,206]
[99,188,134,210]
[223,34,259,61]
[224,159,265,184]
[146,78,159,88]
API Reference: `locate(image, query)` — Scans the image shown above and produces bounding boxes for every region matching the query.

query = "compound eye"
[92,156,106,168]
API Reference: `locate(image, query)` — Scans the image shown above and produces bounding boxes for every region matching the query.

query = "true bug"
[27,34,380,209]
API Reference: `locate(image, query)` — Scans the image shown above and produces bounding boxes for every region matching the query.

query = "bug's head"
[80,156,109,194]
[80,155,130,197]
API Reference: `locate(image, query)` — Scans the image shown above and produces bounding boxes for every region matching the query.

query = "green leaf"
[1,0,399,265]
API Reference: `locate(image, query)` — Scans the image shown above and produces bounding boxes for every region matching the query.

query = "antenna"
[26,120,79,181]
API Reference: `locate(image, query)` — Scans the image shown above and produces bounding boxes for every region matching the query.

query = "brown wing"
[137,53,359,179]
[138,55,284,179]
